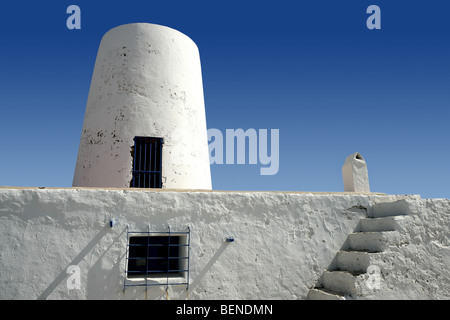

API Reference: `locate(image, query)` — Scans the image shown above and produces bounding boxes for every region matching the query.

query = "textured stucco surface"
[350,198,450,299]
[0,187,447,300]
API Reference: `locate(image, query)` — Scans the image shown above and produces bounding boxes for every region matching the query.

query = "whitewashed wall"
[0,187,447,300]
[353,198,450,299]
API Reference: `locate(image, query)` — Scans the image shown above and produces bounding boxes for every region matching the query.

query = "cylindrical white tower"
[72,23,212,189]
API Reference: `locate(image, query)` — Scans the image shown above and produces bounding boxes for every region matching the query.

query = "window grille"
[123,225,190,291]
[131,137,163,188]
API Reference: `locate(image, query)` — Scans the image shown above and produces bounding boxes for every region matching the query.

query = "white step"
[336,251,372,273]
[359,216,408,232]
[369,200,409,218]
[308,288,345,300]
[348,231,399,252]
[321,271,356,296]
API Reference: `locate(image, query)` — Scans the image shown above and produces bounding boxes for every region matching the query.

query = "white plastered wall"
[2,187,446,300]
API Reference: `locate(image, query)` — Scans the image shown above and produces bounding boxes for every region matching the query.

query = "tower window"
[131,136,163,188]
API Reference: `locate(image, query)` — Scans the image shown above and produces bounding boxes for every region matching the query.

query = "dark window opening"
[127,236,188,279]
[131,136,163,188]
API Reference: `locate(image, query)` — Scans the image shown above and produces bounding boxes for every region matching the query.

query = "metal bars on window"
[123,225,190,291]
[131,137,163,188]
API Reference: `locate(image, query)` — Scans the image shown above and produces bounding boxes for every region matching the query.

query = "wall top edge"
[0,185,395,196]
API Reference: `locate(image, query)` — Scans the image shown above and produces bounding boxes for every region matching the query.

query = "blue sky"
[0,1,449,198]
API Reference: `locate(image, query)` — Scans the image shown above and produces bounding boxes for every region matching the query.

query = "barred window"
[127,235,189,279]
[131,137,163,188]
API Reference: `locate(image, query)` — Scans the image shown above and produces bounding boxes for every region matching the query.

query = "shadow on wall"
[86,227,127,299]
[37,224,111,300]
[189,241,231,292]
[38,222,231,300]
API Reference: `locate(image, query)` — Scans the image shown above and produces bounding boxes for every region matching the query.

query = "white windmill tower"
[72,23,212,190]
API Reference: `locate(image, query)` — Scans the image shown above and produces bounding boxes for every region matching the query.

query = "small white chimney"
[342,152,370,192]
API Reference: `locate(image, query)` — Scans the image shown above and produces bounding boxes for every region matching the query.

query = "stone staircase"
[308,200,410,300]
